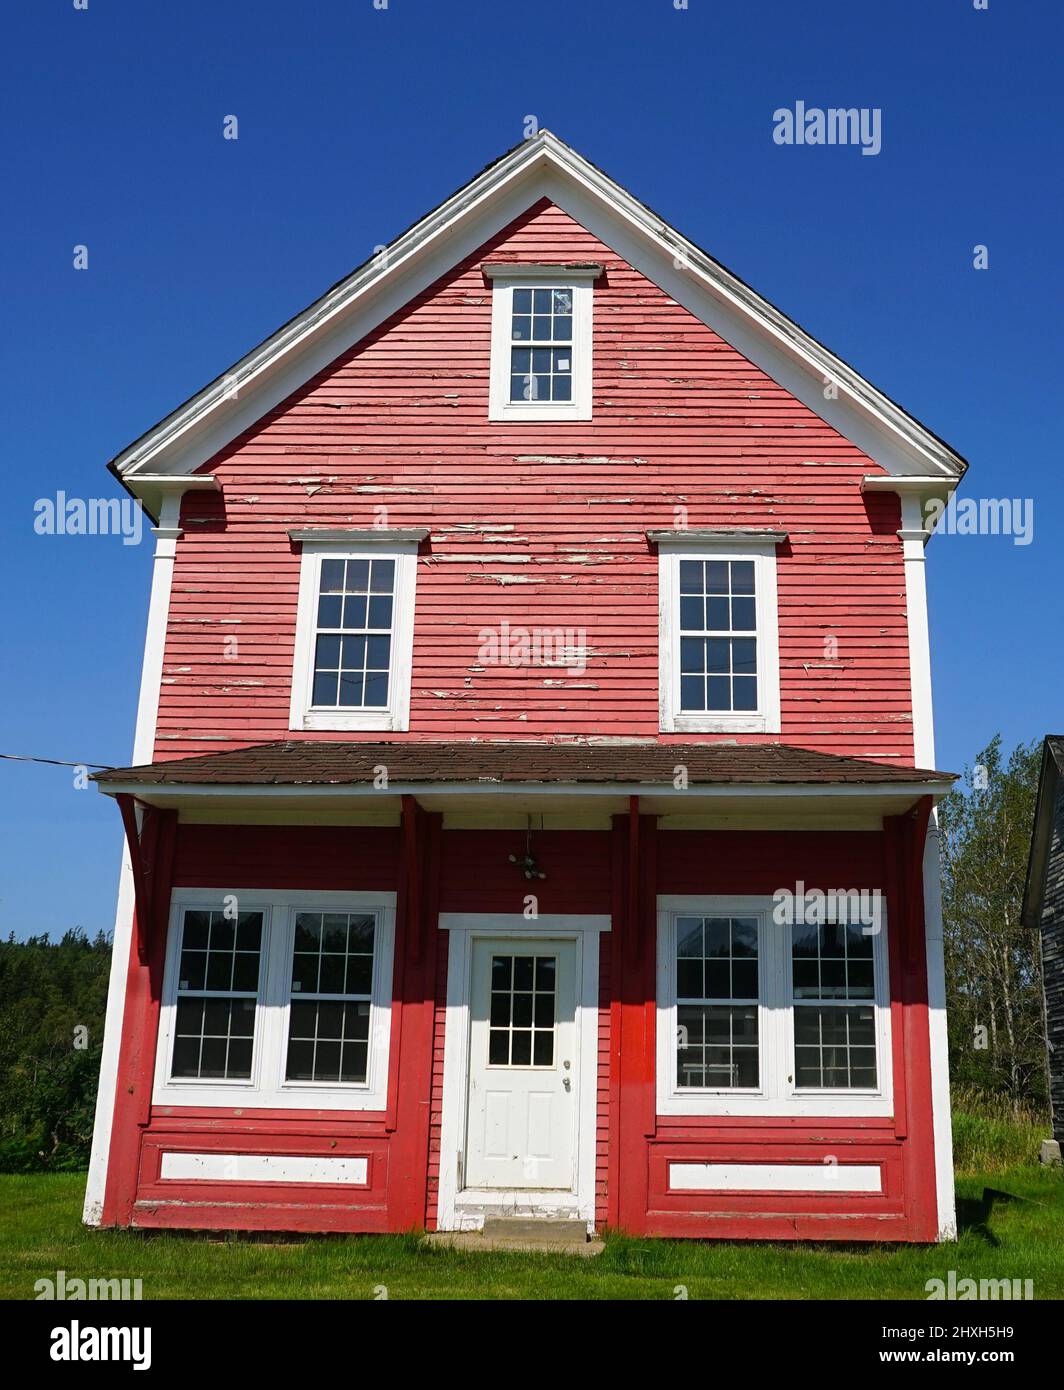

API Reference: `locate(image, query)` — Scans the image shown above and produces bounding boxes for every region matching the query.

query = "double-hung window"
[156,891,396,1110]
[658,896,892,1117]
[653,531,783,734]
[486,264,597,421]
[289,529,424,732]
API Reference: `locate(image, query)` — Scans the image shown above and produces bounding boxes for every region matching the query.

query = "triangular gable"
[111,131,966,504]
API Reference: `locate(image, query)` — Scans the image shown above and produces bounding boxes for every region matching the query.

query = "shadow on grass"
[956,1187,1027,1248]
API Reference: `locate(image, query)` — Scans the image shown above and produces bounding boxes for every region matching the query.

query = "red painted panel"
[154,199,913,763]
[172,824,400,890]
[438,829,611,915]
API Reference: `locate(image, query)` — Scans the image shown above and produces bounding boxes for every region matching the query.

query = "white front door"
[464,937,578,1192]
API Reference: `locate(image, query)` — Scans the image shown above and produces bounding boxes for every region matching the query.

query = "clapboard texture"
[1041,776,1064,1144]
[156,199,913,761]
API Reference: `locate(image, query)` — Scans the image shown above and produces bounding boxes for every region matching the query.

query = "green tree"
[939,735,1046,1110]
[0,929,112,1171]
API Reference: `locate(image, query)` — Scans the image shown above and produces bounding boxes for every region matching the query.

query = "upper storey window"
[288,528,426,733]
[485,264,598,422]
[652,530,784,735]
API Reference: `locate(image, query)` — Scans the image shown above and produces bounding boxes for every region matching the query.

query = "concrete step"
[425,1217,603,1256]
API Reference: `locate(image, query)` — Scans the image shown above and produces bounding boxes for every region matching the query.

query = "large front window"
[658,896,891,1116]
[157,892,396,1109]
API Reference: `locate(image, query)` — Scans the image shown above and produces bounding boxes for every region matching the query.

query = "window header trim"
[289,527,428,547]
[648,529,788,549]
[483,262,602,281]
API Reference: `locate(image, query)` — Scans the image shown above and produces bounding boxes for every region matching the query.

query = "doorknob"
[563,1076,571,1091]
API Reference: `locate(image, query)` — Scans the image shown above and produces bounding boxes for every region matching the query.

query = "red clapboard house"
[85,132,965,1242]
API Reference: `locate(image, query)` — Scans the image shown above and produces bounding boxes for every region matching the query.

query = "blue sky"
[1,0,1060,940]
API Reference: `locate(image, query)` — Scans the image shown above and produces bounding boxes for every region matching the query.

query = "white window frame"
[486,265,596,422]
[656,536,782,734]
[289,530,421,732]
[656,895,893,1118]
[153,889,396,1111]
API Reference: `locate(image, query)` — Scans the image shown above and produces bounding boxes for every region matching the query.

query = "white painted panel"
[483,1091,510,1160]
[527,1091,553,1161]
[159,1152,369,1185]
[669,1162,882,1194]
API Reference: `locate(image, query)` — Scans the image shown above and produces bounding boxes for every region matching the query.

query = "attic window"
[485,264,598,422]
[510,287,574,403]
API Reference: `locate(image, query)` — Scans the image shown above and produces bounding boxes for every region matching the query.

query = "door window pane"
[487,953,556,1067]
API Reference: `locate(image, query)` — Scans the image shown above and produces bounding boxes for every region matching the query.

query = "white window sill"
[152,1081,388,1111]
[657,1092,894,1119]
[666,713,776,734]
[294,708,406,733]
[488,400,592,423]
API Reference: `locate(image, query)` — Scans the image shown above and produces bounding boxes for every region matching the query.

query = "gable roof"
[110,130,967,516]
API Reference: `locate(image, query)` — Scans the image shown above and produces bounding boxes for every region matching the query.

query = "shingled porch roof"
[94,740,953,790]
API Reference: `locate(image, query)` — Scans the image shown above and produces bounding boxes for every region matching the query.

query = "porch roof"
[95,739,952,789]
[93,742,953,820]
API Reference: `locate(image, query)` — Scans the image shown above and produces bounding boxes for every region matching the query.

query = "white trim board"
[669,1162,882,1194]
[159,1152,369,1185]
[435,913,608,1233]
[83,486,202,1227]
[112,131,965,489]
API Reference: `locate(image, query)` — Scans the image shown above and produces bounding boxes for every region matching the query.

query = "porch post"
[883,796,939,1240]
[387,797,443,1230]
[101,803,178,1225]
[611,798,658,1234]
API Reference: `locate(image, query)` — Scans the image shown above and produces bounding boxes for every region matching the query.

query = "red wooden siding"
[157,199,913,762]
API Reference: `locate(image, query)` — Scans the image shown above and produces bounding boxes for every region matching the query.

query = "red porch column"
[609,799,658,1233]
[884,795,939,1241]
[386,797,443,1230]
[101,800,177,1227]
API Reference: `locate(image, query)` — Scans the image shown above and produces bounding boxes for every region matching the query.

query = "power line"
[0,752,112,771]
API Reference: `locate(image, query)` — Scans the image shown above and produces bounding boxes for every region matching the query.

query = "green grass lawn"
[2,1163,1062,1300]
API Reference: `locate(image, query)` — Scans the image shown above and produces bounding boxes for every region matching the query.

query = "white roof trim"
[110,131,966,489]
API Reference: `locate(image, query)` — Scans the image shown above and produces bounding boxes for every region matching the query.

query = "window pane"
[674,917,760,1089]
[311,552,396,709]
[285,913,377,1083]
[675,559,760,712]
[171,911,262,1082]
[793,1005,877,1089]
[487,954,556,1068]
[677,1004,758,1089]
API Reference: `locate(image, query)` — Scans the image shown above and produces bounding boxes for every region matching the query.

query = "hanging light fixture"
[509,815,547,880]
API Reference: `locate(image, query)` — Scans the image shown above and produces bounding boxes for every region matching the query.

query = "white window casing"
[656,895,893,1119]
[486,265,597,422]
[655,534,782,734]
[289,529,423,733]
[153,889,396,1111]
